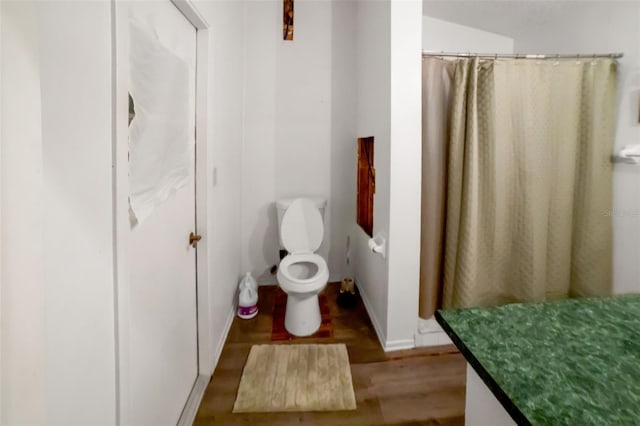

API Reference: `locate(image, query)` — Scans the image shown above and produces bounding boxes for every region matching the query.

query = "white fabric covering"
[128,20,194,224]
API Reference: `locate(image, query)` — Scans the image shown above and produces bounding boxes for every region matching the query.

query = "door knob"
[189,232,202,248]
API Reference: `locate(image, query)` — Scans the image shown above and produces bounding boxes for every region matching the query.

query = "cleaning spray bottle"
[237,272,258,319]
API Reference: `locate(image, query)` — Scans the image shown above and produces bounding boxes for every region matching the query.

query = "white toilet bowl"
[276,198,330,336]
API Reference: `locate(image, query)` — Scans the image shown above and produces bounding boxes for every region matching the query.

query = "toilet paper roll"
[367,235,386,258]
[615,145,640,164]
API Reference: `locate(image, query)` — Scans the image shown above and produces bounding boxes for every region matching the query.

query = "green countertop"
[436,294,640,426]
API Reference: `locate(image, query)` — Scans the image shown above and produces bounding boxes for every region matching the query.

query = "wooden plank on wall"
[283,0,294,40]
[357,137,375,237]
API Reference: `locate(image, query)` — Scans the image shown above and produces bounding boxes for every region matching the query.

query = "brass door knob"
[189,232,202,248]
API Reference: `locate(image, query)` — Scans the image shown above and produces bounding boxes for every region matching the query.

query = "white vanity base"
[465,364,516,426]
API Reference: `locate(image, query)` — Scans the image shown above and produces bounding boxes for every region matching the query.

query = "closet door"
[126,2,199,424]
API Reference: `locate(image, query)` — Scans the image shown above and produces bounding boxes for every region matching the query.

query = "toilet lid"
[280,198,324,253]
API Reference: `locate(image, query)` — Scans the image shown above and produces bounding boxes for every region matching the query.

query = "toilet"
[276,197,329,336]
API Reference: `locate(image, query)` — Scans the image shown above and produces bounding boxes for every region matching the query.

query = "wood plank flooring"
[194,283,466,425]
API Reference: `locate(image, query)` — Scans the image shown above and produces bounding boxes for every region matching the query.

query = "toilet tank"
[276,197,327,249]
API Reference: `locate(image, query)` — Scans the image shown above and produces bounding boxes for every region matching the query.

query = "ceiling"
[422,1,630,39]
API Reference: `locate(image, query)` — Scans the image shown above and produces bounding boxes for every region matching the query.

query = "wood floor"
[194,283,466,425]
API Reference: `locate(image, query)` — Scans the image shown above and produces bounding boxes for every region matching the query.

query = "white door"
[126,2,198,424]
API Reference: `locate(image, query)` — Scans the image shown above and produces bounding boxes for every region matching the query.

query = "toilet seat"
[277,253,329,294]
[280,198,323,254]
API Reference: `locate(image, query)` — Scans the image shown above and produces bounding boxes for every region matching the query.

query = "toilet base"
[284,293,321,337]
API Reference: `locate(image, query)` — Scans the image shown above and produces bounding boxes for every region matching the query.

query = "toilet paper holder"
[613,145,640,164]
[368,234,386,259]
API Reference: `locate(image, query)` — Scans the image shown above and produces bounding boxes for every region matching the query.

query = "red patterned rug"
[271,288,333,341]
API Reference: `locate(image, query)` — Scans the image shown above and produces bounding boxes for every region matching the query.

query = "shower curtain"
[419,57,617,316]
[419,59,454,318]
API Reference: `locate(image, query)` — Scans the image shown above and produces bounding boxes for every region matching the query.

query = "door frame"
[112,0,210,423]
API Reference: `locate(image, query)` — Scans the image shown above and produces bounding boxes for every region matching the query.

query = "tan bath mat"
[232,343,357,413]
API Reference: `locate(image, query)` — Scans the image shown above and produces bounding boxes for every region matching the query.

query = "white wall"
[193,0,246,373]
[354,0,392,346]
[423,15,514,53]
[514,2,640,295]
[1,0,249,422]
[1,1,116,424]
[1,3,47,423]
[329,0,358,285]
[0,6,3,419]
[241,0,357,284]
[387,0,423,346]
[39,4,116,423]
[242,0,278,284]
[239,0,420,350]
[353,0,422,350]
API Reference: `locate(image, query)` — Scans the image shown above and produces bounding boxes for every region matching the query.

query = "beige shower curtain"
[419,58,454,318]
[419,57,617,316]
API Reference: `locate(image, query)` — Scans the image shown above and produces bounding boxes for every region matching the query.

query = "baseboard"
[181,300,235,423]
[177,374,209,426]
[414,317,453,347]
[357,283,417,352]
[357,284,388,350]
[210,302,237,374]
[384,338,416,351]
[415,331,453,347]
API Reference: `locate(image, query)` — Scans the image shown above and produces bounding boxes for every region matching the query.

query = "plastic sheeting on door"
[128,20,194,225]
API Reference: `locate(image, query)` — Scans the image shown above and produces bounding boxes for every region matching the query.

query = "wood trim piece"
[112,2,131,422]
[171,0,209,29]
[357,137,375,237]
[283,0,294,40]
[193,23,211,377]
[0,6,4,422]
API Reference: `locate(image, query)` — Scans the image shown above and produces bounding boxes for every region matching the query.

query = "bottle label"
[238,304,258,316]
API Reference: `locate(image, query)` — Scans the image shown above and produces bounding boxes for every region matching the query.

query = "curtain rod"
[422,51,624,60]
